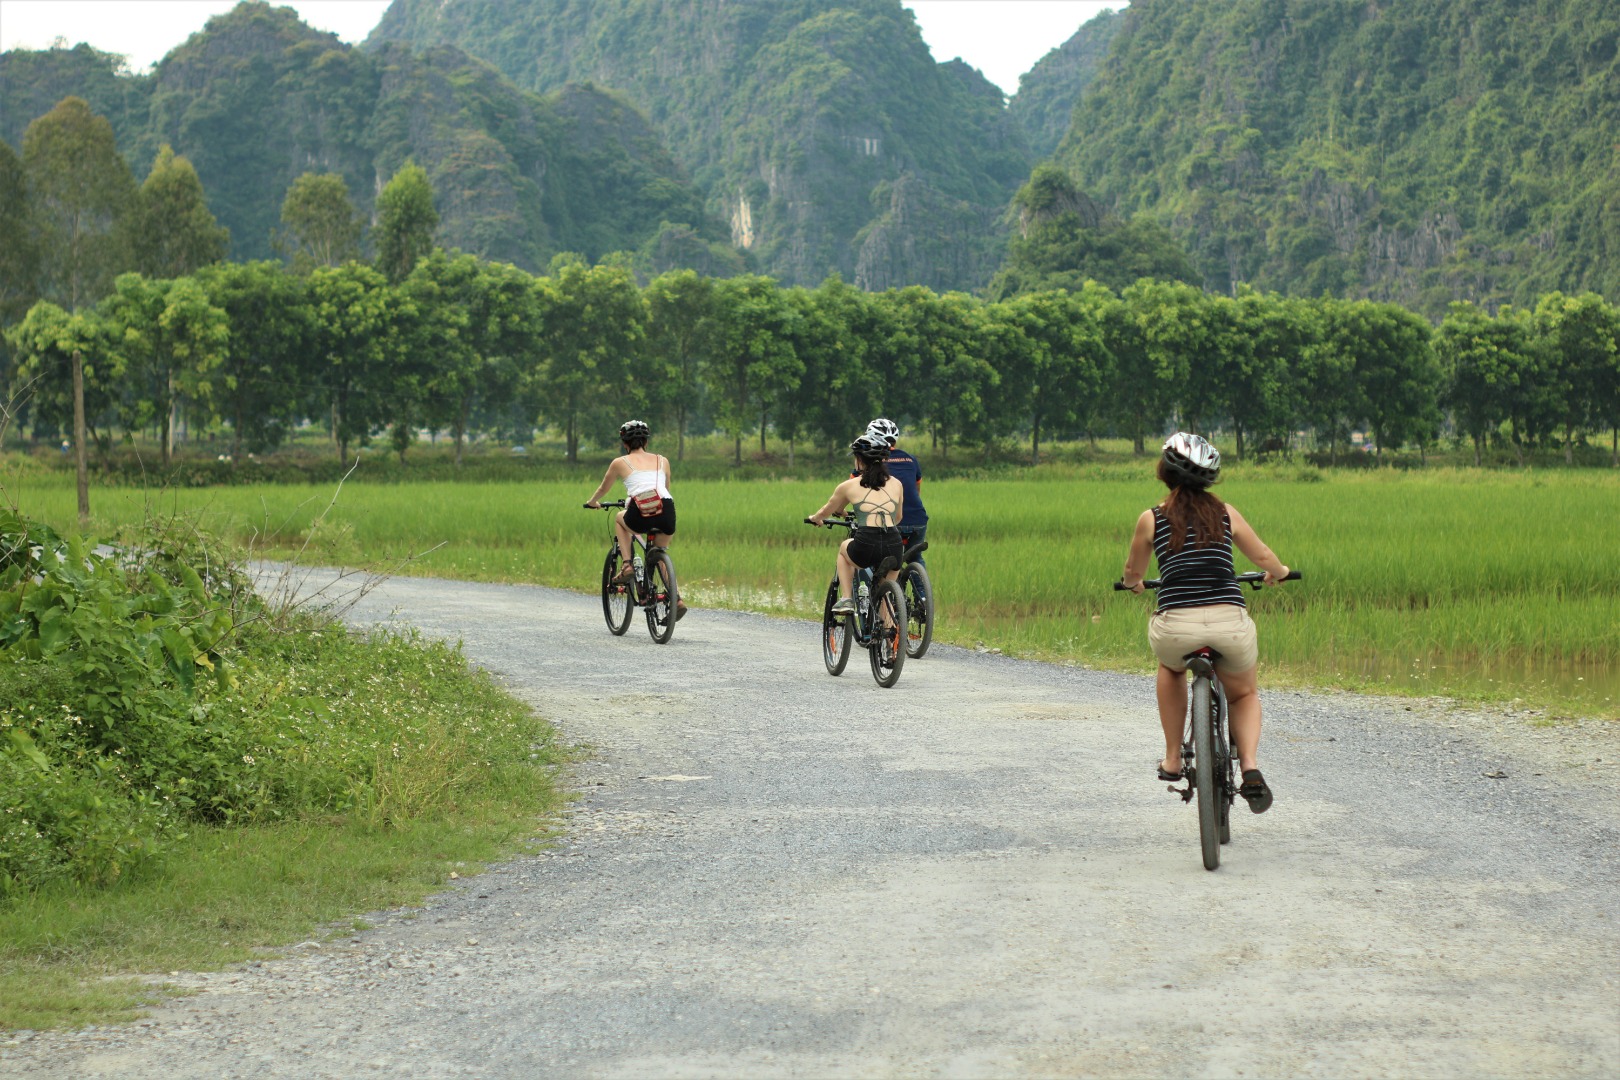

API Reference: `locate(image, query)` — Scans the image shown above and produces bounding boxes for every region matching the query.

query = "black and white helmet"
[849,434,890,462]
[866,417,899,446]
[618,419,650,442]
[1162,431,1221,486]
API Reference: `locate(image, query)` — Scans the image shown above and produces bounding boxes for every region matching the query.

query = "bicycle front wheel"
[602,548,632,635]
[868,579,907,688]
[822,579,852,676]
[1192,676,1220,870]
[902,562,933,659]
[644,549,678,644]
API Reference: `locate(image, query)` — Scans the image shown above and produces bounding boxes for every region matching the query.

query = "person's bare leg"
[613,511,634,565]
[1157,664,1187,774]
[1221,665,1261,772]
[836,540,856,600]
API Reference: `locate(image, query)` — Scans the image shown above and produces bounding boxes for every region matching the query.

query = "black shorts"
[624,497,676,537]
[847,527,903,570]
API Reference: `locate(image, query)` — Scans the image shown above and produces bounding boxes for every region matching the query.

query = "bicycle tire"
[644,549,677,644]
[1192,676,1220,870]
[822,579,852,676]
[868,579,907,688]
[902,562,934,659]
[601,548,632,636]
[1214,691,1234,845]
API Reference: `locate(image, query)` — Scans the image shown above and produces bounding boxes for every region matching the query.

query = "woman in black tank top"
[1120,433,1290,813]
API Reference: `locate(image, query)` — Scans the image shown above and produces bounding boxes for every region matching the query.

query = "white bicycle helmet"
[866,417,899,446]
[1162,431,1221,486]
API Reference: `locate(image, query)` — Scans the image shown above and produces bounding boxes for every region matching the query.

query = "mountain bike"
[898,532,933,659]
[586,501,679,644]
[1114,569,1301,870]
[804,516,907,688]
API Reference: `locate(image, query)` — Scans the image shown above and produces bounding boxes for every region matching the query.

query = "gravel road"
[5,574,1618,1079]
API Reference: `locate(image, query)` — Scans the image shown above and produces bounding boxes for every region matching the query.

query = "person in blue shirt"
[858,418,927,563]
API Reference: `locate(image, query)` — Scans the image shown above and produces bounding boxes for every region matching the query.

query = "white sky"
[0,0,1125,96]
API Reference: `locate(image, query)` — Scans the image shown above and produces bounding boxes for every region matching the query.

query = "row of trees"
[7,251,1620,474]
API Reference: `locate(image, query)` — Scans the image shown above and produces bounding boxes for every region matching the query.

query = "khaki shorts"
[1148,604,1258,674]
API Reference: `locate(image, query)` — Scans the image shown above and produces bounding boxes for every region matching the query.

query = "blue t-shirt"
[852,448,927,527]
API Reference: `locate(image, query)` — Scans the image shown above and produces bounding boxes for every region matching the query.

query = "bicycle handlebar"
[1115,569,1301,591]
[803,515,854,529]
[584,500,627,510]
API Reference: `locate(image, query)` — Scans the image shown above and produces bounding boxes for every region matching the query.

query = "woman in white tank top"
[585,420,685,619]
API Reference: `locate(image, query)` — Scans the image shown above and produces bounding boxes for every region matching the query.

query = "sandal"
[1240,769,1273,814]
[1157,764,1182,782]
[675,601,688,621]
[611,564,635,584]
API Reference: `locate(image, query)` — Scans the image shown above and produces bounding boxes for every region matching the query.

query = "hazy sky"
[0,0,1125,96]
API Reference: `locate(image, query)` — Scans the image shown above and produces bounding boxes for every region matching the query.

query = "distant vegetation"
[1046,0,1620,314]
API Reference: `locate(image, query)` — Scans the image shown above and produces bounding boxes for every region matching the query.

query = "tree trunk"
[1474,434,1482,468]
[1235,424,1245,462]
[1564,422,1575,465]
[566,415,578,464]
[455,397,468,469]
[232,400,243,470]
[1031,413,1041,465]
[788,434,795,467]
[72,349,89,525]
[677,404,687,462]
[733,432,742,467]
[760,409,768,456]
[162,375,176,468]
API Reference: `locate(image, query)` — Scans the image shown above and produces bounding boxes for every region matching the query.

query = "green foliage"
[275,173,363,273]
[1044,0,1620,314]
[0,506,562,901]
[529,257,646,461]
[373,163,439,284]
[1008,9,1123,159]
[20,96,136,311]
[0,141,39,332]
[131,145,229,278]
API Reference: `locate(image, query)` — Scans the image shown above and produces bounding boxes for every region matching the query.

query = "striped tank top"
[1151,507,1245,612]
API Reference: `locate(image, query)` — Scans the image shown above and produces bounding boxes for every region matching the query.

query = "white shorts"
[1148,603,1258,674]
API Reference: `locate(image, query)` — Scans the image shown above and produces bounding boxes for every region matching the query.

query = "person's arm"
[810,480,852,526]
[1228,504,1289,583]
[660,454,672,487]
[585,459,623,507]
[1121,509,1155,593]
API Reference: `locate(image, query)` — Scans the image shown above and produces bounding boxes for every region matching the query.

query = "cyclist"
[585,419,687,620]
[1120,433,1289,813]
[810,434,905,615]
[861,418,928,562]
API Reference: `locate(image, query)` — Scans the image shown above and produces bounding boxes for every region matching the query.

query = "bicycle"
[898,532,933,659]
[586,501,680,644]
[1114,569,1301,870]
[803,515,908,688]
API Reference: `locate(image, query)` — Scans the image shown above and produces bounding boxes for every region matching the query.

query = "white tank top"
[624,457,671,500]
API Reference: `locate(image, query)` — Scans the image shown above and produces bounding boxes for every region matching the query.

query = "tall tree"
[1533,292,1620,464]
[529,257,645,463]
[0,141,41,334]
[307,262,399,465]
[194,261,312,462]
[100,273,230,466]
[374,163,439,284]
[989,290,1109,463]
[21,96,136,312]
[1436,302,1533,466]
[1111,280,1195,454]
[703,275,800,466]
[130,145,229,279]
[275,173,364,273]
[643,269,717,461]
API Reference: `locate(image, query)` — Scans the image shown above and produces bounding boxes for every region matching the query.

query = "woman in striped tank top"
[1121,433,1290,813]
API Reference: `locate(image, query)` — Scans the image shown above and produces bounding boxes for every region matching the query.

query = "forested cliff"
[367,0,1032,291]
[1039,0,1620,314]
[0,2,737,273]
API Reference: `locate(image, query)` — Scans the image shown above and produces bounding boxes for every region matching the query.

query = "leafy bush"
[0,509,557,898]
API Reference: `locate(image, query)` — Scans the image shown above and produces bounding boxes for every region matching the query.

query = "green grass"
[8,459,1618,716]
[0,812,556,1031]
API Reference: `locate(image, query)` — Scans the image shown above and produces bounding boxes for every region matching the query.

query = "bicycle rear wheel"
[643,549,677,644]
[902,562,933,659]
[822,579,851,676]
[1192,676,1220,870]
[601,548,632,635]
[1214,691,1234,844]
[868,579,907,688]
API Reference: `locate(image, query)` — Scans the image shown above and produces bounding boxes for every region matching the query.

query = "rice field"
[8,464,1618,716]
